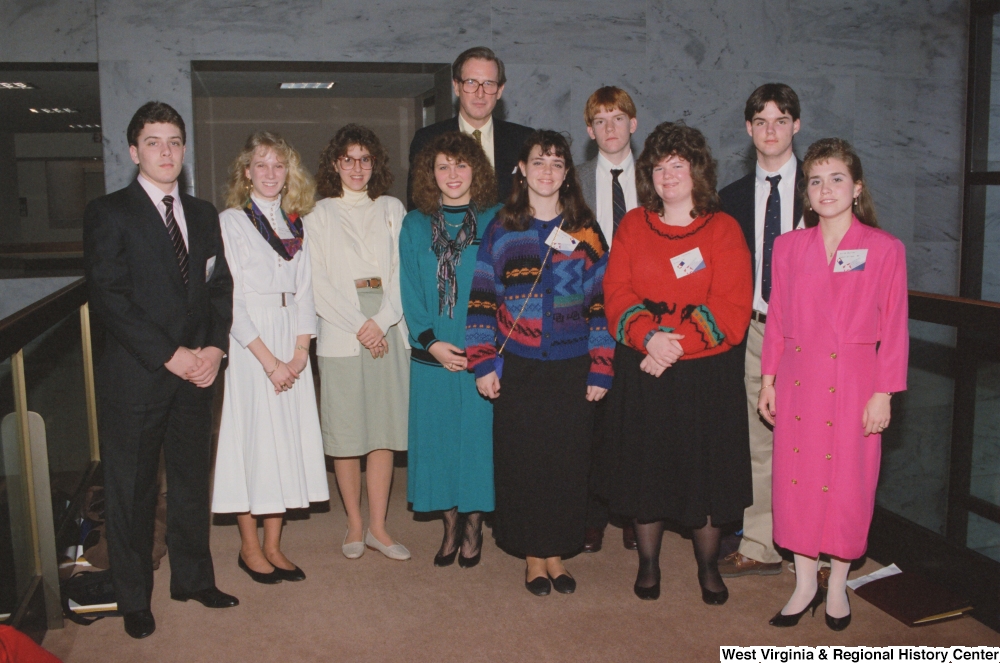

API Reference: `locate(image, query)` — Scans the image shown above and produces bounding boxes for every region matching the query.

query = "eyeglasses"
[460,79,500,95]
[337,155,375,170]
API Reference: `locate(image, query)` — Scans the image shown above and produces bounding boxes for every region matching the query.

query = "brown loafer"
[718,552,783,578]
[622,523,637,551]
[582,526,604,553]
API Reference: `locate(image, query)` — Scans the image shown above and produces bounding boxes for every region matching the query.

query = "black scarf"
[242,199,303,260]
[430,203,478,318]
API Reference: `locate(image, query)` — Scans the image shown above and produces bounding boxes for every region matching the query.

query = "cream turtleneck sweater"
[335,187,381,279]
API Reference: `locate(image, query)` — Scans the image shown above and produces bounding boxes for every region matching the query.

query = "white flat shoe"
[342,530,365,559]
[364,529,410,561]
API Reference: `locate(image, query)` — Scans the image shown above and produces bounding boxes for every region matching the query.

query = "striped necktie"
[162,195,189,285]
[611,168,626,237]
[761,175,781,302]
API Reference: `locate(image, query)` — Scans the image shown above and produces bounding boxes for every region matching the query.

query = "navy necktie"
[611,168,626,237]
[761,175,781,303]
[162,195,189,285]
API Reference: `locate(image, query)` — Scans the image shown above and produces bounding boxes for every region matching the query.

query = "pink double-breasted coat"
[761,218,908,559]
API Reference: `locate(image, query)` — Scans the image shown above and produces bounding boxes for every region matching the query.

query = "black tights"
[438,509,485,558]
[633,517,725,592]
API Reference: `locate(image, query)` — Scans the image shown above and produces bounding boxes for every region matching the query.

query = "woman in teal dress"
[400,132,500,568]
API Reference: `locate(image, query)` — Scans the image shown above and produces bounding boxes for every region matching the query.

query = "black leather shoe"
[550,574,576,594]
[238,554,281,584]
[458,530,483,569]
[769,588,826,627]
[582,527,604,553]
[525,575,551,596]
[434,548,458,567]
[622,523,638,551]
[123,609,155,639]
[171,586,240,608]
[633,581,660,600]
[270,564,305,582]
[825,595,851,631]
[701,585,729,605]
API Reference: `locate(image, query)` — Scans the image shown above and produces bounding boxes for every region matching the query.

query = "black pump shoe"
[701,584,730,605]
[825,595,852,631]
[458,530,484,568]
[525,575,552,596]
[270,564,305,582]
[238,554,281,584]
[434,548,458,567]
[633,581,660,600]
[550,574,576,594]
[769,588,825,626]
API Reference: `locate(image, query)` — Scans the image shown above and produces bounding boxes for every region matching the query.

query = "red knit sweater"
[604,208,753,360]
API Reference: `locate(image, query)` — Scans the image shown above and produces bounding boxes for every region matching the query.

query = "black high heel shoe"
[769,588,826,627]
[701,584,730,605]
[825,594,851,631]
[633,580,660,600]
[238,553,281,584]
[458,529,483,568]
[434,548,458,567]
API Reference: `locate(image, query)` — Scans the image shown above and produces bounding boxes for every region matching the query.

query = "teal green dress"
[400,203,501,513]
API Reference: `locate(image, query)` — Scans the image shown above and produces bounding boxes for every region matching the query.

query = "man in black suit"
[83,102,237,639]
[408,46,533,208]
[718,84,803,580]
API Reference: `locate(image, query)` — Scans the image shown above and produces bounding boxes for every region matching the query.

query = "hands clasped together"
[357,318,389,359]
[639,331,685,377]
[164,346,224,388]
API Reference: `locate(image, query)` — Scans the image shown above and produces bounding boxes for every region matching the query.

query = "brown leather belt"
[751,310,767,324]
[355,277,382,289]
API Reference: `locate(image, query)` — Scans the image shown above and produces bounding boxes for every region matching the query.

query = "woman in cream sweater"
[305,124,410,561]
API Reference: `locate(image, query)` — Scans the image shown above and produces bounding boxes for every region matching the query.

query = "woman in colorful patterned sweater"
[602,122,753,604]
[466,130,615,597]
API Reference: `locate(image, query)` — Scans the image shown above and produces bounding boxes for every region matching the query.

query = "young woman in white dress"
[212,131,329,583]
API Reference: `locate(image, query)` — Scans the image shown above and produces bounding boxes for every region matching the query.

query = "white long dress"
[211,195,329,515]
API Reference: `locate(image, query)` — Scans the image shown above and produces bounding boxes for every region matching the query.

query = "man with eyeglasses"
[408,46,533,208]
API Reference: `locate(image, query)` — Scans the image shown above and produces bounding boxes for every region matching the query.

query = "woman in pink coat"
[758,138,908,632]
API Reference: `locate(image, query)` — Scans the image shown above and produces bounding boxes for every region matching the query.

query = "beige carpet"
[43,469,1000,662]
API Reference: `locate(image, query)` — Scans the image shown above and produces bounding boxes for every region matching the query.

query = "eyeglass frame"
[460,79,501,95]
[335,154,376,170]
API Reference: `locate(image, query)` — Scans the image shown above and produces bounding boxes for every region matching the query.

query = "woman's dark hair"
[800,138,878,228]
[743,83,801,122]
[497,130,595,233]
[635,121,720,218]
[411,132,497,215]
[315,124,393,200]
[127,101,186,146]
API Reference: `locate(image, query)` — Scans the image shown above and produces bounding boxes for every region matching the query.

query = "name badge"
[206,256,217,281]
[670,247,706,279]
[833,249,867,272]
[544,227,579,255]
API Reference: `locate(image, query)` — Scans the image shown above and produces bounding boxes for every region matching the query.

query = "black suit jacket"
[83,179,233,403]
[718,162,804,280]
[407,116,534,209]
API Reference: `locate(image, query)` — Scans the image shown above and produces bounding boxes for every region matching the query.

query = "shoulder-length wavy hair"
[411,132,497,215]
[315,124,393,200]
[636,121,720,218]
[800,138,878,229]
[224,131,316,216]
[497,129,595,233]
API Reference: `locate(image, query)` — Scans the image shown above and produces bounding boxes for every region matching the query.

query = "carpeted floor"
[42,468,1000,662]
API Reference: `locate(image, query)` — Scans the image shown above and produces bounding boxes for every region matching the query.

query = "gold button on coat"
[829,387,836,393]
[825,454,832,460]
[794,380,800,386]
[830,353,837,359]
[795,415,801,420]
[793,447,799,453]
[826,421,833,427]
[822,486,829,492]
[795,346,801,352]
[792,480,798,484]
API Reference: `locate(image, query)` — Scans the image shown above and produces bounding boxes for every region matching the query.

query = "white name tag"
[544,227,579,255]
[833,249,867,272]
[670,247,706,279]
[206,256,217,281]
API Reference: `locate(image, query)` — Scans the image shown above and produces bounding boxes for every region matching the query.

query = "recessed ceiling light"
[69,124,100,129]
[279,82,335,90]
[29,107,79,114]
[0,82,36,90]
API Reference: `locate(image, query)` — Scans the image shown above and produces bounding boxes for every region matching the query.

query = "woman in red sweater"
[602,122,753,603]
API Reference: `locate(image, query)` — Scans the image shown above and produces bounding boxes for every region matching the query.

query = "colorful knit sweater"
[465,215,615,389]
[604,208,752,360]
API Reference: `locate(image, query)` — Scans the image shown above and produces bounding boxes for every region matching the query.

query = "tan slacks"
[739,319,782,563]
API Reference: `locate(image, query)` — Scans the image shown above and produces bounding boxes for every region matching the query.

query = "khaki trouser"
[739,319,782,564]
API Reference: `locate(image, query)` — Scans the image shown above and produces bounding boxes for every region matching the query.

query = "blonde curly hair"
[224,131,316,216]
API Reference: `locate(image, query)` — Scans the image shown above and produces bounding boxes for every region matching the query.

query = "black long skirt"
[492,353,595,558]
[600,345,751,527]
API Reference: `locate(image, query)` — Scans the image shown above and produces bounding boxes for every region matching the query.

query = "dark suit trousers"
[99,380,216,613]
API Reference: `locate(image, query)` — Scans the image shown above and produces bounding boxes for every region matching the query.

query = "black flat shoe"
[458,530,484,569]
[123,609,155,639]
[701,584,730,605]
[525,575,551,596]
[434,548,458,567]
[171,586,240,608]
[550,574,576,594]
[633,581,660,601]
[270,564,305,582]
[825,595,851,631]
[238,554,281,584]
[769,588,825,627]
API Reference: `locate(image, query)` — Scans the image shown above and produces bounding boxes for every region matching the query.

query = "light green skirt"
[318,288,409,457]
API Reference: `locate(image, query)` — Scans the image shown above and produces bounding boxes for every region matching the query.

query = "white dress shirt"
[137,173,188,248]
[753,155,799,315]
[594,151,637,247]
[458,113,495,167]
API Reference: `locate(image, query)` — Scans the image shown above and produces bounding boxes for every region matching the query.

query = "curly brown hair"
[636,121,720,218]
[315,124,393,200]
[411,132,497,215]
[801,138,878,229]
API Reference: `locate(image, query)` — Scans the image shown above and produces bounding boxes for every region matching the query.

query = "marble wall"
[0,0,968,294]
